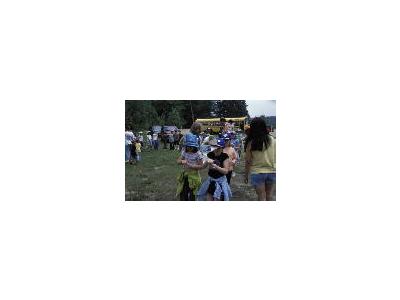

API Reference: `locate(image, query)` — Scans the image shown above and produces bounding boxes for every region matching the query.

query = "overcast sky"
[246,100,276,117]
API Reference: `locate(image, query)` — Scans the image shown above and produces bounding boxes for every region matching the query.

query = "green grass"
[125,148,272,201]
[125,149,180,200]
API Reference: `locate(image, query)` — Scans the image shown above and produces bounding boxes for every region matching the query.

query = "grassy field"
[125,148,275,201]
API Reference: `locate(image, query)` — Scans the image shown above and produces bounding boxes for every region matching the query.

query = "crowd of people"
[125,128,184,164]
[124,128,142,165]
[126,117,276,201]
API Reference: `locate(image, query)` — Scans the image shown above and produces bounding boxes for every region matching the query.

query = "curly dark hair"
[244,117,271,151]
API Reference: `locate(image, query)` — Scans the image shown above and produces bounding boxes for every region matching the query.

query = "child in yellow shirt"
[134,140,142,161]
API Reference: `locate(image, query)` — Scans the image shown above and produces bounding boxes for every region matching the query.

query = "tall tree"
[166,107,184,127]
[214,100,248,118]
[125,100,160,131]
[126,100,219,130]
[180,100,215,127]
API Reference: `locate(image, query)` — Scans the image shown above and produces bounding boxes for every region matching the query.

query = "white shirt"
[125,131,134,144]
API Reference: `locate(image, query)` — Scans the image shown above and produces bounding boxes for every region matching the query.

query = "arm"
[211,158,230,175]
[177,156,187,165]
[186,159,205,170]
[231,148,238,165]
[200,157,214,169]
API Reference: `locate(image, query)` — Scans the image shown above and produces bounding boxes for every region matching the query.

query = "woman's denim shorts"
[250,173,276,187]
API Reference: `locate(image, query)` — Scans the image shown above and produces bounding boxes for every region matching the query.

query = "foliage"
[125,100,250,131]
[213,100,249,118]
[166,107,183,127]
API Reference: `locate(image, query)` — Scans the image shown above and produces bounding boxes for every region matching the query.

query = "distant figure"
[138,132,144,147]
[178,131,183,151]
[244,117,276,201]
[173,130,180,150]
[152,132,159,150]
[135,139,142,161]
[219,118,226,134]
[161,132,168,149]
[168,132,175,150]
[146,132,153,149]
[225,119,234,132]
[125,128,135,164]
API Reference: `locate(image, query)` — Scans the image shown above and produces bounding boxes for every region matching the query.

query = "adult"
[152,131,159,150]
[138,132,144,147]
[173,130,180,150]
[244,118,276,201]
[168,132,175,150]
[161,132,168,149]
[178,130,184,151]
[146,131,153,150]
[219,118,226,134]
[125,127,135,164]
[225,119,234,132]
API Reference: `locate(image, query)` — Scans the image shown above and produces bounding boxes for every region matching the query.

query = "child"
[176,134,204,201]
[222,134,238,185]
[197,139,232,201]
[135,139,142,161]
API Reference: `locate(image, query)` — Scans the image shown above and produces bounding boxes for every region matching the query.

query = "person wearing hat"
[179,122,202,151]
[176,133,204,201]
[197,138,233,201]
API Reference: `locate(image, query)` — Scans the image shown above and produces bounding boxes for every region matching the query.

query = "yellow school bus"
[195,117,248,133]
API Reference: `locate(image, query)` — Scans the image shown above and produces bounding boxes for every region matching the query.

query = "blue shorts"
[251,173,276,187]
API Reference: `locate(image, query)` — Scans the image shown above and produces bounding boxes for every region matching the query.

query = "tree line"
[125,100,249,131]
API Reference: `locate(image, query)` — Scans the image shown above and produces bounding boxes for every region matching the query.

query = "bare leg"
[255,184,267,201]
[207,193,214,201]
[265,182,275,201]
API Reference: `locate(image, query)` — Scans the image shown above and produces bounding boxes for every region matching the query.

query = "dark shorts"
[207,180,225,201]
[250,173,276,187]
